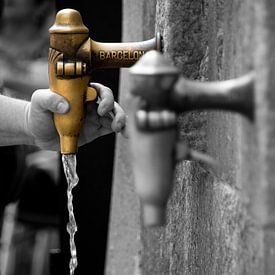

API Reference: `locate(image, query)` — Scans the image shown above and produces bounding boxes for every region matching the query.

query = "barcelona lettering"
[98,50,145,61]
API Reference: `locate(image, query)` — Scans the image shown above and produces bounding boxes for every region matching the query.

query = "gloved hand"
[25,83,127,151]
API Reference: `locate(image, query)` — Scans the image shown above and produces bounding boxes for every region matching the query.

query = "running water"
[62,154,79,275]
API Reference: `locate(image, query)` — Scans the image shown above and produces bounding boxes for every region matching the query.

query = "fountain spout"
[128,50,254,227]
[48,8,162,154]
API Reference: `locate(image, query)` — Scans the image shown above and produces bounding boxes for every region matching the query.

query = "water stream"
[62,154,79,275]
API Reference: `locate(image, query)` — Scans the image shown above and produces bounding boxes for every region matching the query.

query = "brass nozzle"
[59,136,79,155]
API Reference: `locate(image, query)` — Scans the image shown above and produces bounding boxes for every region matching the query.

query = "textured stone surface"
[137,1,261,274]
[105,0,275,274]
[254,1,275,273]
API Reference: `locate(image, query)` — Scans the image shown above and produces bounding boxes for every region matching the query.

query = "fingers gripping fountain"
[48,8,161,274]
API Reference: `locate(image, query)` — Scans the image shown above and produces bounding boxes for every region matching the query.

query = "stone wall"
[106,0,275,274]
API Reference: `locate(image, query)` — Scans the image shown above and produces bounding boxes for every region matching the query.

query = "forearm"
[0,95,34,146]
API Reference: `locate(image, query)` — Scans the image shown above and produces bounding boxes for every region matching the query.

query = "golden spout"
[48,8,162,154]
[48,9,92,155]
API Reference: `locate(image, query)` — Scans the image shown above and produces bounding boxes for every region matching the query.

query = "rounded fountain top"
[129,50,179,75]
[49,8,89,34]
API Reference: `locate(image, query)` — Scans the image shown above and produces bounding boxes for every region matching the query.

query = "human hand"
[25,83,127,151]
